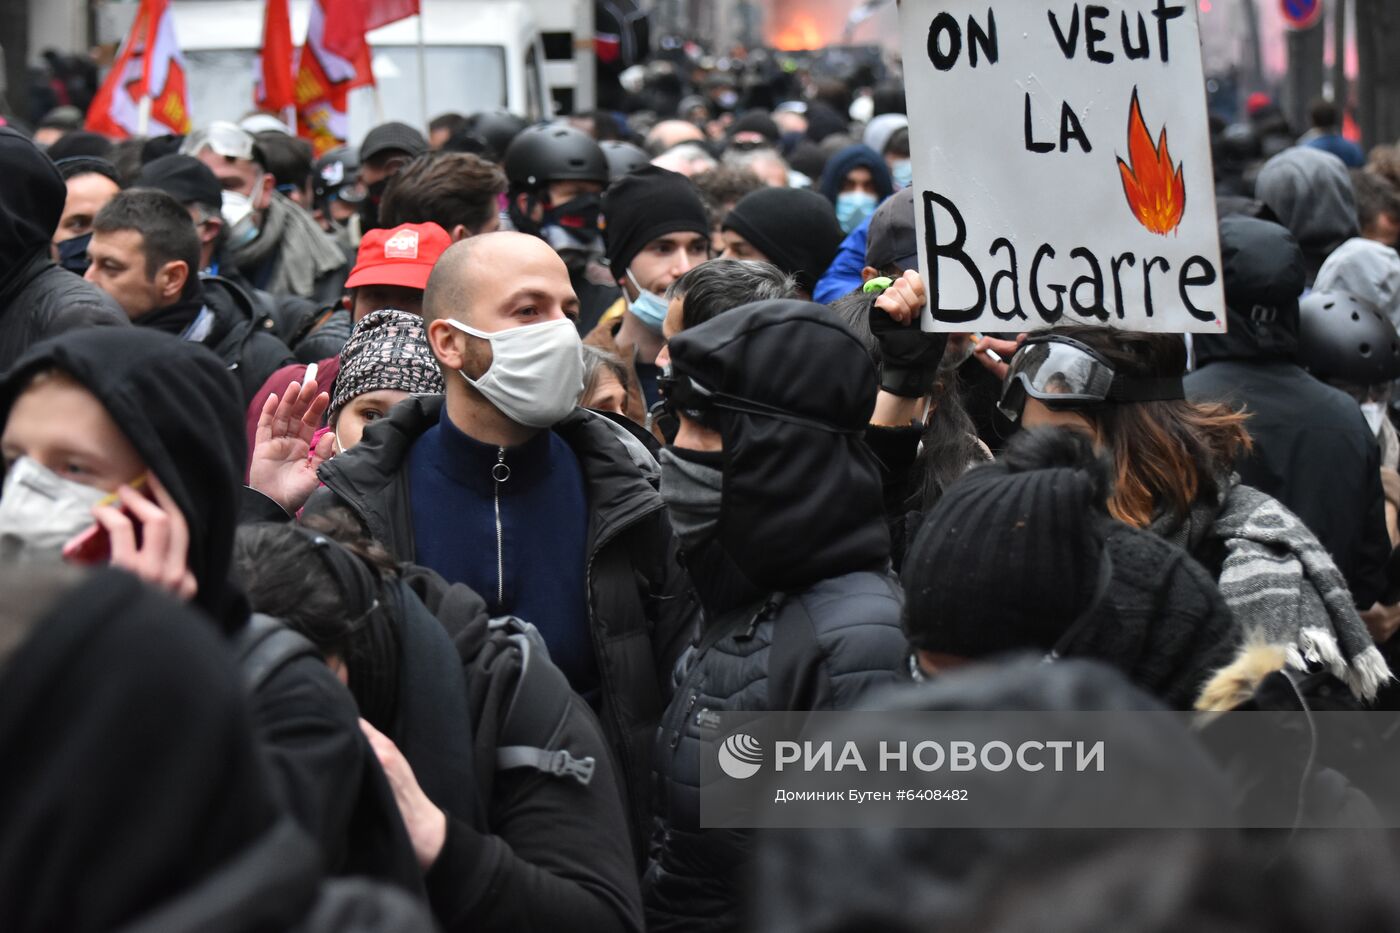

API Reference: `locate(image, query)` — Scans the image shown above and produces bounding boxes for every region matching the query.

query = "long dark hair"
[1049,326,1252,528]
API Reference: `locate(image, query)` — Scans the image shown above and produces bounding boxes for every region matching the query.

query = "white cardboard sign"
[898,0,1226,333]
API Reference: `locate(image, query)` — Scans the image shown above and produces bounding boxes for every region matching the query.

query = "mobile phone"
[61,475,152,566]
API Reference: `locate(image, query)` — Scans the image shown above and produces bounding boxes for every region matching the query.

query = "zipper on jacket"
[492,446,510,608]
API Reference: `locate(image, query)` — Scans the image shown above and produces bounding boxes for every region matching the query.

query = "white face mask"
[444,317,585,428]
[0,457,108,563]
[1362,401,1388,436]
[221,189,260,246]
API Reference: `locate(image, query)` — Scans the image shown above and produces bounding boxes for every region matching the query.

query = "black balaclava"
[0,568,301,933]
[0,127,65,291]
[665,299,889,613]
[0,328,249,631]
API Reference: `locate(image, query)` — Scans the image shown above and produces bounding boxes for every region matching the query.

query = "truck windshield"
[184,45,506,144]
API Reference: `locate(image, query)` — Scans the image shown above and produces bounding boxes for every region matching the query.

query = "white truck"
[161,0,596,144]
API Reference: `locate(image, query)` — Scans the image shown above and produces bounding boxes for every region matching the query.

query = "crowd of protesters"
[6,42,1400,933]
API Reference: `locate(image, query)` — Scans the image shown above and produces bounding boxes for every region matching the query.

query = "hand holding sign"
[899,0,1225,334]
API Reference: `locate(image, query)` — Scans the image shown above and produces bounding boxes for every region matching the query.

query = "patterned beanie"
[330,309,444,417]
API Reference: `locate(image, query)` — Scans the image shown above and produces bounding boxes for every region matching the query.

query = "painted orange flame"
[1116,88,1186,236]
[772,14,824,51]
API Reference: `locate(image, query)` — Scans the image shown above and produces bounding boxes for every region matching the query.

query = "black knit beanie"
[721,187,844,294]
[603,165,709,275]
[729,111,781,146]
[902,431,1107,659]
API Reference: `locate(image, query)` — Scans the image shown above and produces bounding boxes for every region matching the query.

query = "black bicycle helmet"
[503,123,609,189]
[599,140,649,182]
[312,146,361,205]
[1299,289,1400,386]
[465,110,528,160]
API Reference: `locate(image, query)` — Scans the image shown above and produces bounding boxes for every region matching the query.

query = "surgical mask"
[57,232,92,275]
[0,457,108,563]
[1362,401,1388,435]
[835,191,879,233]
[891,159,913,190]
[222,190,260,246]
[626,268,668,333]
[658,447,723,545]
[444,317,585,428]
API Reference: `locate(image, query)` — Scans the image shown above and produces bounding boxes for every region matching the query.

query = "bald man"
[303,231,697,852]
[644,119,707,157]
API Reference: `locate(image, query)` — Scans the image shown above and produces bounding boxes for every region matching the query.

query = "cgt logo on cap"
[718,732,764,780]
[384,229,420,260]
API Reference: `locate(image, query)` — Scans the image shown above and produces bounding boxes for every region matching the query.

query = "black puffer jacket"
[201,276,298,404]
[302,397,698,857]
[0,128,126,372]
[644,301,908,932]
[1187,216,1389,607]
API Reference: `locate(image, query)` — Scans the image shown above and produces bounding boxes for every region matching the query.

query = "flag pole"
[415,5,428,130]
[138,95,152,135]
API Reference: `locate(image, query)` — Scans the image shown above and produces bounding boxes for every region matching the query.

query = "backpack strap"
[232,613,320,693]
[489,615,597,786]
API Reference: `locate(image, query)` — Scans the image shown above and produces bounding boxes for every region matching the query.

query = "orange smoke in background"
[772,13,824,50]
[766,0,844,50]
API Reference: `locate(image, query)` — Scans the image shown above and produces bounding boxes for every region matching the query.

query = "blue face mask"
[626,268,669,333]
[835,191,879,233]
[891,159,913,190]
[57,232,93,275]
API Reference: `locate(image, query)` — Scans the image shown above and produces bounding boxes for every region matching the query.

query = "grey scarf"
[1155,476,1391,702]
[229,192,345,298]
[658,448,722,543]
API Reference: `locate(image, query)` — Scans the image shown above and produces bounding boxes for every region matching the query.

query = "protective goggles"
[658,371,860,435]
[998,334,1184,422]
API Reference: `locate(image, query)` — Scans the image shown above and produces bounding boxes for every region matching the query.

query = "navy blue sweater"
[407,406,597,698]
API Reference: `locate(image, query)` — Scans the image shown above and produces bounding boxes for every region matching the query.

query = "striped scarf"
[1156,477,1392,702]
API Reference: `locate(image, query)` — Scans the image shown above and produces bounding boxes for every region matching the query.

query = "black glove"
[869,302,949,398]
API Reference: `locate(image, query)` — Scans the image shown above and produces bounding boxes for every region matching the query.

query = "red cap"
[345,222,452,290]
[1245,92,1273,116]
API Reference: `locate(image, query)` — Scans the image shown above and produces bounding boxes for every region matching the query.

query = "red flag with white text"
[86,0,192,138]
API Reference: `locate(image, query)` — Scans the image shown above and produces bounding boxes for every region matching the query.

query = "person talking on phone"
[0,326,422,891]
[294,230,698,858]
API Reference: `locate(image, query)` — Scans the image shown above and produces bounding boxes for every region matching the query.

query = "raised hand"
[249,376,334,515]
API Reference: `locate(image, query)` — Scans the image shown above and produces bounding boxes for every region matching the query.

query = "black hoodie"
[647,301,906,932]
[1187,216,1390,607]
[0,329,415,885]
[0,326,247,629]
[0,127,125,372]
[666,298,891,595]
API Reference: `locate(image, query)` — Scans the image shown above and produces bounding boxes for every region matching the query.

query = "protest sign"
[898,1,1226,333]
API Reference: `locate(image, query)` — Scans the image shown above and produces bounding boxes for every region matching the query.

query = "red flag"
[86,0,191,138]
[256,0,296,111]
[364,0,420,30]
[295,0,374,155]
